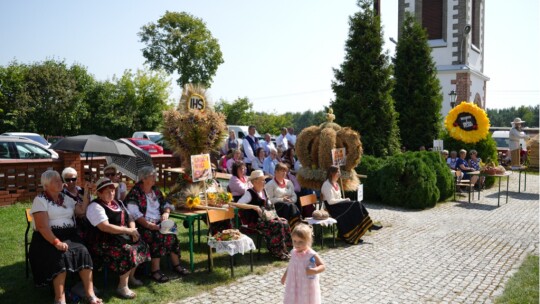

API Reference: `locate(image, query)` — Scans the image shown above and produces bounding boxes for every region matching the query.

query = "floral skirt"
[29,228,93,287]
[139,226,181,258]
[90,236,150,275]
[256,217,292,259]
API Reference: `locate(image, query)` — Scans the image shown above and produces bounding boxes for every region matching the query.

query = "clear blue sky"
[1,1,538,114]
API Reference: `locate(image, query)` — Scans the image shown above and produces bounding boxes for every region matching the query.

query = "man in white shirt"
[242,125,259,171]
[260,133,276,157]
[286,127,296,147]
[275,127,288,153]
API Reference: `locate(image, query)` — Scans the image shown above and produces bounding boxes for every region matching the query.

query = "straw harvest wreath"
[295,108,362,191]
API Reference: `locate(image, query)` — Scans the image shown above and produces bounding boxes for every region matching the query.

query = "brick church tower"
[398,0,489,117]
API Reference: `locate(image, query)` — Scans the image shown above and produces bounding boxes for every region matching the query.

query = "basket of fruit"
[211,229,242,241]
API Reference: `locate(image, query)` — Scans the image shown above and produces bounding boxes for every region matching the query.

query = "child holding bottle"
[281,224,325,304]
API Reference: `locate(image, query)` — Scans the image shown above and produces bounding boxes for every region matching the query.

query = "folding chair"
[207,207,254,277]
[454,171,479,203]
[299,194,336,248]
[25,208,33,279]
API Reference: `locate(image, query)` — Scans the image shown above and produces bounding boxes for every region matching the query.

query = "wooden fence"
[0,152,181,206]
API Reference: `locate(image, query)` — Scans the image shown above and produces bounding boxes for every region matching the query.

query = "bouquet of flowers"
[206,188,233,207]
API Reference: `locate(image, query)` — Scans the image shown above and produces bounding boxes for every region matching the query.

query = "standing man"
[509,118,530,167]
[276,127,289,153]
[260,133,276,157]
[242,125,259,172]
[286,127,297,148]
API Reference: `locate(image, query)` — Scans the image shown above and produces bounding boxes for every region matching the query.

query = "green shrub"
[356,155,386,201]
[414,151,454,201]
[441,131,498,188]
[377,153,439,209]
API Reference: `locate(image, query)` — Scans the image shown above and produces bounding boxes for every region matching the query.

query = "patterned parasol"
[105,138,153,181]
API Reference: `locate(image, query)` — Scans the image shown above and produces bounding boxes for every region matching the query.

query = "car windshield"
[149,134,161,142]
[134,139,155,145]
[493,137,509,148]
[15,142,52,159]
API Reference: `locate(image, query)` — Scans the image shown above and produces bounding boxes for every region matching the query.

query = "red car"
[126,138,163,155]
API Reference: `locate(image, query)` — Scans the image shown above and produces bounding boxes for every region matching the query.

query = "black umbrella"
[50,135,136,157]
[105,138,153,181]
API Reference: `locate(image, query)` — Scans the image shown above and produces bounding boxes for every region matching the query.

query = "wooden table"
[470,171,512,206]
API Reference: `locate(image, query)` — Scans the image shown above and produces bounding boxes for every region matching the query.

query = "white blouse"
[321,180,347,205]
[265,178,297,203]
[30,193,77,229]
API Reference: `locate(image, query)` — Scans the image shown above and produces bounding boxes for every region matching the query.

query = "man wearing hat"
[509,118,530,167]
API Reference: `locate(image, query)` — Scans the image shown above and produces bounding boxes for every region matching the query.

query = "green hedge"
[356,155,386,201]
[377,153,439,209]
[357,151,454,209]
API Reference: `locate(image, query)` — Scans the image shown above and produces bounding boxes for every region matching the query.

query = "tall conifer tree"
[393,13,442,150]
[331,0,400,157]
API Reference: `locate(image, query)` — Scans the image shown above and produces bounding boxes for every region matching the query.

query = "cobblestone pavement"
[172,174,539,304]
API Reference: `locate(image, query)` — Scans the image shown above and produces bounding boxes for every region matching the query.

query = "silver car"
[0,136,59,159]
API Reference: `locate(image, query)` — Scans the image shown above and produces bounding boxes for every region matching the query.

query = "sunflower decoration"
[445,102,490,143]
[183,184,202,209]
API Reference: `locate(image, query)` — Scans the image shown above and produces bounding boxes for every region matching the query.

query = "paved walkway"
[172,174,539,304]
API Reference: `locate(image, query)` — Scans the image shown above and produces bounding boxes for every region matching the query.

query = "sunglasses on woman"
[64,177,77,182]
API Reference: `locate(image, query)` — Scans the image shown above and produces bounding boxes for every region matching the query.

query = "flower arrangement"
[444,102,490,143]
[206,188,233,207]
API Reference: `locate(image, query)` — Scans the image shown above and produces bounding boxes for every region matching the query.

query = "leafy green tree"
[0,61,31,132]
[82,69,172,139]
[393,13,442,150]
[487,105,539,128]
[331,0,400,157]
[214,97,254,125]
[139,11,224,88]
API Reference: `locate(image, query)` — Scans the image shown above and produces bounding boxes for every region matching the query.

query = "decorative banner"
[331,148,346,166]
[444,102,490,143]
[187,93,206,111]
[433,139,444,152]
[191,154,211,182]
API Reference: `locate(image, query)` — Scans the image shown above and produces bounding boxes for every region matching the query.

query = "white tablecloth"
[208,234,256,256]
[305,217,337,227]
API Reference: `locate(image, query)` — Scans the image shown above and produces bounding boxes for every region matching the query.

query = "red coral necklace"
[274,178,286,188]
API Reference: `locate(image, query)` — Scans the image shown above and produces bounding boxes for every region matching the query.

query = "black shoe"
[183,220,189,229]
[369,224,382,231]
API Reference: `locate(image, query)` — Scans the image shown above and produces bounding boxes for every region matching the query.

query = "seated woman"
[61,167,93,240]
[456,149,479,185]
[263,146,279,178]
[229,161,252,202]
[226,149,243,174]
[124,166,189,283]
[29,170,101,304]
[86,177,150,299]
[281,147,297,169]
[321,166,381,245]
[468,149,485,189]
[234,170,292,260]
[252,147,266,171]
[265,162,301,229]
[103,165,128,201]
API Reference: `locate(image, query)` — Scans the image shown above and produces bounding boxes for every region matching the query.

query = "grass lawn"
[0,202,301,304]
[495,254,539,304]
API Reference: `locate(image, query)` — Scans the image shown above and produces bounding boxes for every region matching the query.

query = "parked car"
[126,138,163,155]
[132,131,162,143]
[1,132,51,148]
[0,136,59,159]
[154,135,173,155]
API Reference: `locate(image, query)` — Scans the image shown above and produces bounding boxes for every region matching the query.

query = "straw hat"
[248,170,268,181]
[511,117,525,125]
[159,220,178,235]
[95,177,118,192]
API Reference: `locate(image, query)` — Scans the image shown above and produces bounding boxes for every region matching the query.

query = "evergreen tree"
[393,13,442,150]
[331,0,400,157]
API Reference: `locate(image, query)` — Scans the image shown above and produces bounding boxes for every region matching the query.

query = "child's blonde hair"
[292,223,313,247]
